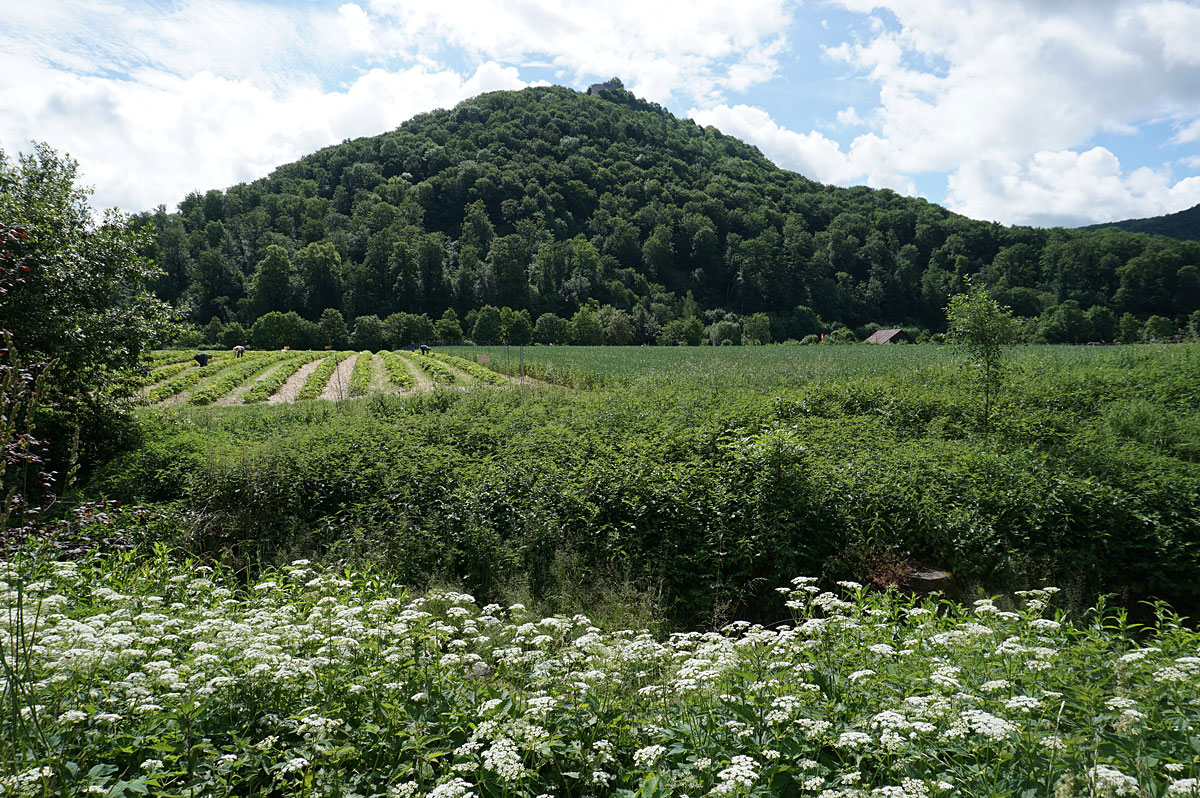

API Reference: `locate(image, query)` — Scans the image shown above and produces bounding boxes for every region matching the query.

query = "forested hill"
[137,82,1200,345]
[1080,203,1200,242]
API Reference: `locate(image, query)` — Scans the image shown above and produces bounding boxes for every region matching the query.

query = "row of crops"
[139,349,511,406]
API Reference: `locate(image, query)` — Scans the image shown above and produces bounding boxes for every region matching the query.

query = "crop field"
[445,343,959,390]
[112,342,1200,622]
[138,349,515,406]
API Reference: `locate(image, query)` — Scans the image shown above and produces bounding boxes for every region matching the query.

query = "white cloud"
[835,106,864,127]
[359,0,794,104]
[947,147,1200,226]
[690,104,915,194]
[0,56,526,213]
[821,1,1200,169]
[1173,117,1200,144]
[0,0,799,213]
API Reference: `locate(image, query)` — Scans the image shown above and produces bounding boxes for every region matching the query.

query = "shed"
[866,328,915,344]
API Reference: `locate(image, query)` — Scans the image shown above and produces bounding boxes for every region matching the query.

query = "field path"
[398,353,435,391]
[269,359,323,404]
[214,359,291,406]
[156,388,192,407]
[319,353,358,401]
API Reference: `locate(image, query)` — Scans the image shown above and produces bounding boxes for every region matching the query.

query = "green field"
[99,343,1200,624]
[10,343,1200,797]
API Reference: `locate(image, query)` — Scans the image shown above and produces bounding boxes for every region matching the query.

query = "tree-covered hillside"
[1081,203,1200,242]
[137,82,1200,345]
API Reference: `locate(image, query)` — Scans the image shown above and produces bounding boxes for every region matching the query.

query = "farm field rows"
[139,349,515,406]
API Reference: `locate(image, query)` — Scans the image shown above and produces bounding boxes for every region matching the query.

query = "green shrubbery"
[102,346,1200,626]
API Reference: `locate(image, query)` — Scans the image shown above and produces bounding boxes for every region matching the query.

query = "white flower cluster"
[426,778,475,798]
[713,755,758,794]
[1086,765,1140,796]
[482,738,523,783]
[633,744,667,769]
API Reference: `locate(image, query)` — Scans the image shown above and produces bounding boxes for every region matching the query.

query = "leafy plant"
[399,351,458,385]
[347,351,374,397]
[377,350,415,390]
[242,352,325,404]
[430,352,507,385]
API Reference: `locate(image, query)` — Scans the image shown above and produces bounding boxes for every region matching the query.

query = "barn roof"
[866,328,912,344]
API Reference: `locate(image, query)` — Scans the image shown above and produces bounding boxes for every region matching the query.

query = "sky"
[2,0,1200,227]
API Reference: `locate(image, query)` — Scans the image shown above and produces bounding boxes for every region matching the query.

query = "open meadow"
[7,343,1200,797]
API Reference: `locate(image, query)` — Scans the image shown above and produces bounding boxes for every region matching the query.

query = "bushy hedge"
[103,346,1200,626]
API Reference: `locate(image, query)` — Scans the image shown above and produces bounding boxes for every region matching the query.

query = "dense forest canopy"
[1080,202,1200,242]
[135,83,1200,346]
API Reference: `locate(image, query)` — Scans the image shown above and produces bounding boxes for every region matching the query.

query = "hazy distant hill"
[1080,204,1200,242]
[135,82,1200,343]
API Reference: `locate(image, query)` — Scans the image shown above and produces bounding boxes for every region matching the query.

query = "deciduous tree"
[946,281,1020,434]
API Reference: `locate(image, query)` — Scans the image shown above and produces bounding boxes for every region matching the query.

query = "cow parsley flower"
[837,731,873,750]
[1085,765,1139,796]
[482,738,523,783]
[634,745,667,768]
[1004,696,1040,712]
[427,778,475,798]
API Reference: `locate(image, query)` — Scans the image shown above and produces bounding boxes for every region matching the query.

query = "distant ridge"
[1080,203,1200,241]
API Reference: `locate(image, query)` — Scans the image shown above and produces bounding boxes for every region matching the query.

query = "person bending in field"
[420,344,431,355]
[233,345,245,358]
[194,352,211,367]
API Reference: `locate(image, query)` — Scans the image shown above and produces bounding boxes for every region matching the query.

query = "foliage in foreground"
[3,552,1200,797]
[0,144,176,407]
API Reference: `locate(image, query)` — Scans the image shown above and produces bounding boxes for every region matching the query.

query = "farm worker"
[233,345,245,358]
[193,352,210,367]
[420,344,431,355]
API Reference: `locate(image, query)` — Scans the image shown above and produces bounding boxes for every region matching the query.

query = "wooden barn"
[866,328,915,344]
